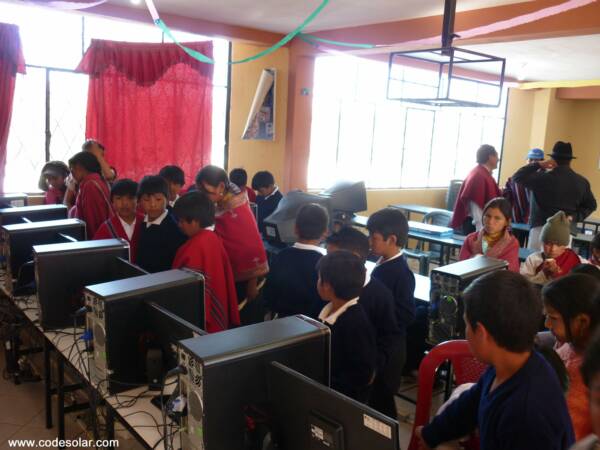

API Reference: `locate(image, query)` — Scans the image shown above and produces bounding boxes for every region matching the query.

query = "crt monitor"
[263,190,330,244]
[320,180,367,215]
[268,361,400,450]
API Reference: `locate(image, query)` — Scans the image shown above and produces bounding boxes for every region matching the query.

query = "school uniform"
[422,351,574,450]
[319,299,376,403]
[172,229,240,333]
[136,210,187,273]
[263,243,325,319]
[93,212,143,262]
[255,187,283,234]
[69,172,112,238]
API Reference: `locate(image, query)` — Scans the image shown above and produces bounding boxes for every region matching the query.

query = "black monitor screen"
[268,362,400,450]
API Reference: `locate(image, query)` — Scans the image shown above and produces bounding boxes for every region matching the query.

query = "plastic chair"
[408,340,488,450]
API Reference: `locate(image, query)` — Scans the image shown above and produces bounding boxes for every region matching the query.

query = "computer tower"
[85,269,204,394]
[177,315,331,450]
[1,219,86,296]
[33,239,135,330]
[0,204,68,226]
[428,256,508,345]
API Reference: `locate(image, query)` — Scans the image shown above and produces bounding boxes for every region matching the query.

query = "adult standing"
[450,144,501,234]
[503,148,544,224]
[512,141,596,249]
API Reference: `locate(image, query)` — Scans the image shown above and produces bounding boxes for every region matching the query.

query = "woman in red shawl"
[68,151,113,238]
[459,197,520,272]
[195,166,268,305]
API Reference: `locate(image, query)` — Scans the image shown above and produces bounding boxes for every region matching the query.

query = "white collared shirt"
[144,210,169,228]
[168,195,180,208]
[375,250,404,266]
[293,242,326,255]
[264,186,279,200]
[319,297,359,325]
[119,216,136,241]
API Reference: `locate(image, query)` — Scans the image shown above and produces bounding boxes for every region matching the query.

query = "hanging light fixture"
[387,0,506,107]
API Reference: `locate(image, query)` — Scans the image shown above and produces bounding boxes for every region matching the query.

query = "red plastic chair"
[408,340,488,450]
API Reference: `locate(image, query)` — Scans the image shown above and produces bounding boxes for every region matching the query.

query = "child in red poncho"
[172,191,240,333]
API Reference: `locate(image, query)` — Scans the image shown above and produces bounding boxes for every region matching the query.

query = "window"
[1,1,229,191]
[307,55,507,189]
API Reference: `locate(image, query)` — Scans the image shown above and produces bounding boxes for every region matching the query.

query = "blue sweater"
[422,351,574,450]
[136,213,187,273]
[370,254,415,333]
[256,190,283,234]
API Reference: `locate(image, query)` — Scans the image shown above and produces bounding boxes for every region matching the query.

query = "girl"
[459,197,520,272]
[543,274,600,441]
[67,152,113,238]
[38,161,69,205]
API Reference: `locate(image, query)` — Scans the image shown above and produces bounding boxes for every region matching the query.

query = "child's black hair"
[542,274,600,343]
[173,192,215,228]
[581,328,600,387]
[229,168,248,188]
[326,227,370,262]
[38,161,69,191]
[476,144,497,164]
[195,165,229,188]
[251,171,275,190]
[159,165,185,186]
[571,264,600,283]
[296,203,329,241]
[110,179,138,200]
[317,250,365,301]
[137,175,169,200]
[366,207,409,248]
[464,271,542,353]
[483,197,512,224]
[591,232,600,252]
[68,152,102,176]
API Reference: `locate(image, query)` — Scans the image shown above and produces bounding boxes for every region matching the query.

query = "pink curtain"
[0,23,25,190]
[77,39,213,185]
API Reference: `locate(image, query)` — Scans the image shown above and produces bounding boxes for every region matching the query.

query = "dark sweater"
[256,190,283,234]
[263,246,324,318]
[327,303,376,402]
[359,278,402,372]
[512,163,596,229]
[136,212,187,273]
[422,351,574,450]
[370,254,416,332]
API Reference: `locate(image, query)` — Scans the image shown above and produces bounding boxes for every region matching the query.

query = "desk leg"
[106,407,115,449]
[56,357,65,449]
[43,339,52,429]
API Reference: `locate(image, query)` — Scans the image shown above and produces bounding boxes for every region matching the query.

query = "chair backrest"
[446,179,463,211]
[417,210,453,254]
[408,340,487,450]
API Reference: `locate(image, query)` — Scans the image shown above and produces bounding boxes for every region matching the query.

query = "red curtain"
[0,23,25,191]
[77,39,213,185]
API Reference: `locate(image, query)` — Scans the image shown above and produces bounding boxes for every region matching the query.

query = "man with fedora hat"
[513,141,596,249]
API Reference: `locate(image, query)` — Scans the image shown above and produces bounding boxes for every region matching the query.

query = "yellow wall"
[365,189,447,216]
[228,43,289,185]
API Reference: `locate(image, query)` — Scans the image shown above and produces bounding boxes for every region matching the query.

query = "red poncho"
[93,212,143,262]
[459,229,520,272]
[69,173,113,238]
[450,165,501,229]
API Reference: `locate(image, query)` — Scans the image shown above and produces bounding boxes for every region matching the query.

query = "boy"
[589,233,600,267]
[251,170,282,234]
[229,168,256,203]
[93,179,143,262]
[325,227,403,417]
[317,250,376,402]
[172,192,240,333]
[521,211,585,285]
[263,203,328,319]
[136,175,187,273]
[159,165,185,208]
[416,270,574,450]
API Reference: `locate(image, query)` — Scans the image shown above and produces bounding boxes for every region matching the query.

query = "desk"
[407,230,465,266]
[390,204,449,220]
[351,215,368,228]
[519,247,534,262]
[580,217,600,234]
[414,274,430,303]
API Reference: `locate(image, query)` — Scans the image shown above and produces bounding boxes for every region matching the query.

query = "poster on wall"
[242,68,276,141]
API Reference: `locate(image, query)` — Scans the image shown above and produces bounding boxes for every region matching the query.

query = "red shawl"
[93,212,143,262]
[535,248,581,280]
[172,229,240,333]
[69,173,113,238]
[459,230,520,272]
[450,165,501,229]
[214,190,268,281]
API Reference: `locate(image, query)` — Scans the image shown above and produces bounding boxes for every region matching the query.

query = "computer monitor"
[268,362,401,450]
[0,204,68,226]
[263,191,331,244]
[320,180,367,215]
[0,193,27,208]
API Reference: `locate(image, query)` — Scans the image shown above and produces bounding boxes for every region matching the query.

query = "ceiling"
[109,0,528,33]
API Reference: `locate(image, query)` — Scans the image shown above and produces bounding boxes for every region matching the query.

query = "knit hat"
[540,211,571,246]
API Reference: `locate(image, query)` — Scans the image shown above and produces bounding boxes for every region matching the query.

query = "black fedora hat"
[550,141,576,160]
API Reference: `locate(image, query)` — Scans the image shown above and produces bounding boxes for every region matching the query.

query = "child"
[82,139,116,182]
[93,179,143,263]
[229,168,256,203]
[67,151,113,238]
[251,170,282,234]
[416,270,574,450]
[589,233,600,267]
[159,165,185,208]
[172,192,240,333]
[317,251,376,402]
[459,197,520,272]
[521,211,585,285]
[136,175,186,273]
[572,264,600,283]
[325,227,402,417]
[38,161,69,205]
[543,274,600,441]
[263,203,329,319]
